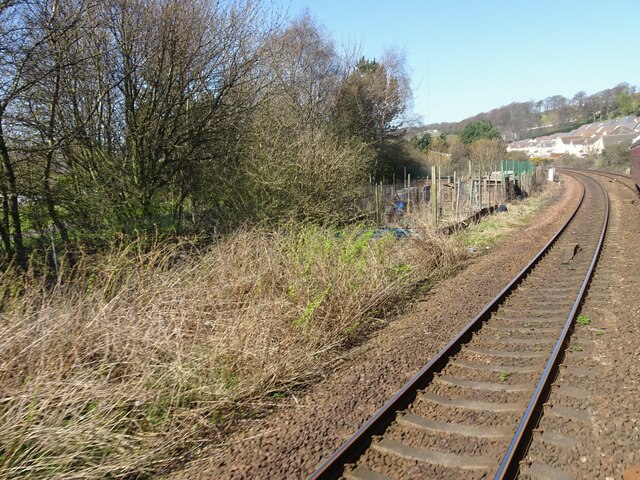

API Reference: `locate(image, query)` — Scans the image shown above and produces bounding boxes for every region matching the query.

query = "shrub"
[0,225,462,478]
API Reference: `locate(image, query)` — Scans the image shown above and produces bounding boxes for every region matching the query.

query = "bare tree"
[54,0,273,233]
[262,12,341,131]
[469,138,506,172]
[0,0,75,263]
[0,0,418,260]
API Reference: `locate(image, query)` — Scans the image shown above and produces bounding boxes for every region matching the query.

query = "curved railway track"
[309,171,609,480]
[572,168,638,196]
[518,169,639,479]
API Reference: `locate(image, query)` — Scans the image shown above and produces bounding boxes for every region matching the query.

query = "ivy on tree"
[411,132,432,151]
[459,120,502,144]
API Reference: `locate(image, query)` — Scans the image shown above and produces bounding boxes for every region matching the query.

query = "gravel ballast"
[521,172,640,479]
[172,178,583,480]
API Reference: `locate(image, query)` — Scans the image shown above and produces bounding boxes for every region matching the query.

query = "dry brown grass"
[459,181,562,249]
[0,225,462,478]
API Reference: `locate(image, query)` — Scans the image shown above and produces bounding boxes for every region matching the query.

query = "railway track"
[519,169,639,479]
[575,168,638,196]
[309,171,609,480]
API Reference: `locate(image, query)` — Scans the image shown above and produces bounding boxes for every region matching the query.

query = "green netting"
[501,160,534,175]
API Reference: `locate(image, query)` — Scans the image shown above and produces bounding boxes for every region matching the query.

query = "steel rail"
[591,170,638,195]
[494,170,609,479]
[560,167,638,196]
[307,175,587,480]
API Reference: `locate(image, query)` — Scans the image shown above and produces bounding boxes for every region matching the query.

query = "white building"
[506,116,640,158]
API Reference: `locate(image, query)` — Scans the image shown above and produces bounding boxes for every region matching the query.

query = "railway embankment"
[172,177,584,479]
[521,170,640,480]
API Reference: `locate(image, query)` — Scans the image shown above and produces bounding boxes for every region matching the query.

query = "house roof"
[611,125,633,134]
[522,117,640,151]
[571,137,598,146]
[558,136,581,144]
[599,132,638,146]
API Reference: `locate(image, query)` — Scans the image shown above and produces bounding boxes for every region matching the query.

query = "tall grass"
[459,182,561,249]
[0,224,462,478]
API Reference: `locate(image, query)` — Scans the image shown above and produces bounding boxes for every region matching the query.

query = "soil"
[520,172,640,479]
[343,170,607,479]
[170,176,584,480]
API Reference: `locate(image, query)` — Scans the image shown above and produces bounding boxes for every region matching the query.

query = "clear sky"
[274,0,640,125]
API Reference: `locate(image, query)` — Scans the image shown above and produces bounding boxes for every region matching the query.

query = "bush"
[600,144,630,170]
[0,225,462,478]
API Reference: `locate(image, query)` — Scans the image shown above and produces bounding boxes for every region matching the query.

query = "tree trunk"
[0,184,11,257]
[44,68,70,247]
[0,120,26,266]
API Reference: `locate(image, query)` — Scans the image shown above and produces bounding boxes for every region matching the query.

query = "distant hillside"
[416,82,640,141]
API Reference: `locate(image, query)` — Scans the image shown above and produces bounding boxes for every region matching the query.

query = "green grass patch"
[458,181,559,250]
[0,224,463,479]
[576,314,591,326]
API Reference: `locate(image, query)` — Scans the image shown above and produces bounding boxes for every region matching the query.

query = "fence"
[365,161,543,226]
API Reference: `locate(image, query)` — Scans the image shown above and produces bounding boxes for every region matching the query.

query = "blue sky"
[275,0,640,124]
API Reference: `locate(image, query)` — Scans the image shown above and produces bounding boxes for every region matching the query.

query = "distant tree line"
[416,82,640,141]
[0,1,414,266]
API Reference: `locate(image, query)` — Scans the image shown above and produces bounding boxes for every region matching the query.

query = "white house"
[507,116,640,158]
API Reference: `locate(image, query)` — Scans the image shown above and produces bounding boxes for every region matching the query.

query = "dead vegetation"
[0,225,462,478]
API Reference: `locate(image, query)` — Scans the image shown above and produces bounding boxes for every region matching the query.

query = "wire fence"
[364,161,545,226]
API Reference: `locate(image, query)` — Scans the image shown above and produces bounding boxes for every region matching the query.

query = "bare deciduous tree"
[469,138,506,172]
[0,1,414,263]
